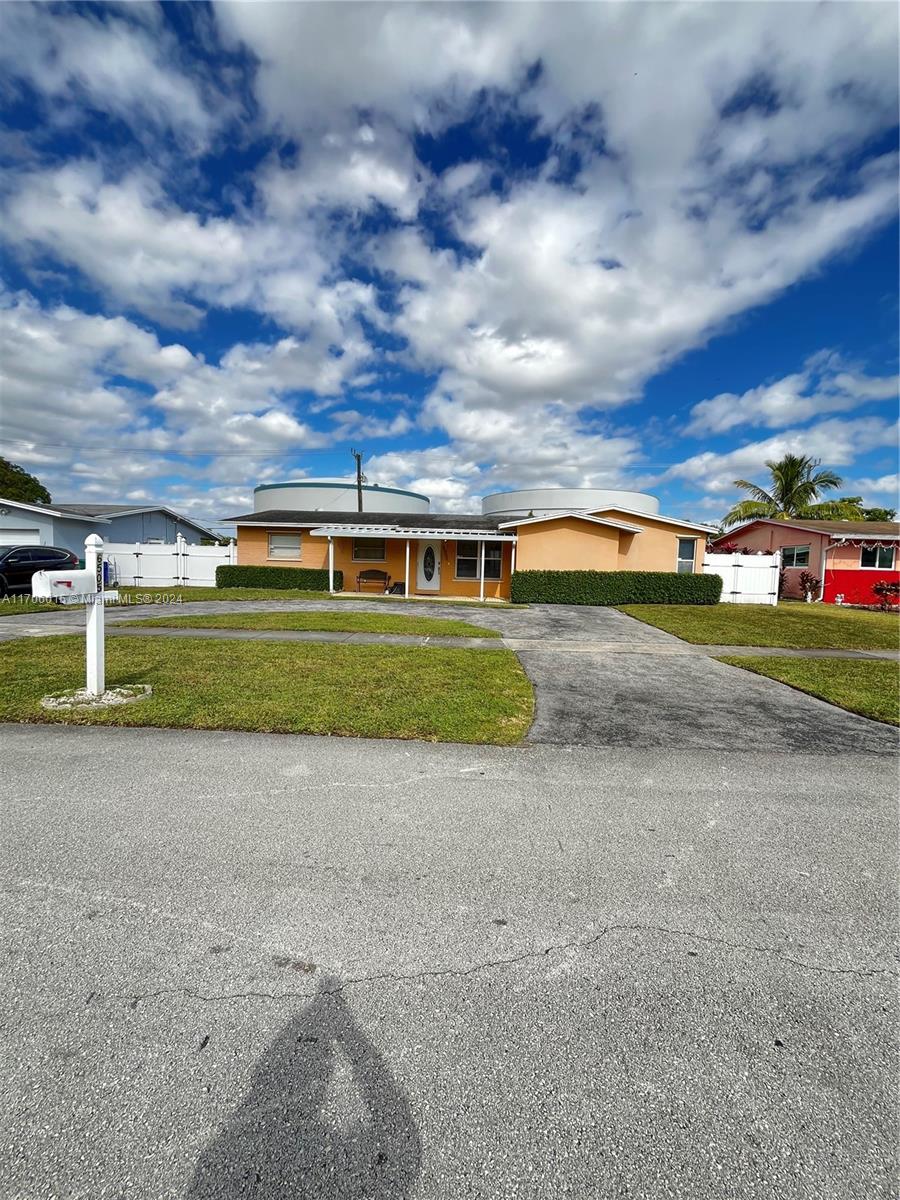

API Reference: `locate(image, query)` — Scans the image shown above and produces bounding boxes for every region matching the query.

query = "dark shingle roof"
[718,518,899,539]
[782,519,900,536]
[53,503,141,516]
[223,509,505,531]
[52,503,216,537]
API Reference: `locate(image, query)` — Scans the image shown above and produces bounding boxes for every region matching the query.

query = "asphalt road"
[2,723,897,1199]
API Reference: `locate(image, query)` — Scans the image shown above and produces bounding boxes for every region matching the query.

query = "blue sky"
[0,1,897,531]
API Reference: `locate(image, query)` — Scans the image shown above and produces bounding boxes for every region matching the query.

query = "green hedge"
[510,570,722,606]
[215,564,342,591]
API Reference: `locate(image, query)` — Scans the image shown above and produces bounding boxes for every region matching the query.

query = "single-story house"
[711,518,900,604]
[0,498,217,557]
[223,504,715,600]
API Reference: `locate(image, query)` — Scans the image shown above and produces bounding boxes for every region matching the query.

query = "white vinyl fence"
[105,535,236,588]
[703,551,781,605]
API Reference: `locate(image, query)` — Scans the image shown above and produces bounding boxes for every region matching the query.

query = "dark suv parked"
[0,545,79,595]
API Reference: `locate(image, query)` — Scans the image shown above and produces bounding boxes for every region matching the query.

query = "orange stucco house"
[224,490,714,600]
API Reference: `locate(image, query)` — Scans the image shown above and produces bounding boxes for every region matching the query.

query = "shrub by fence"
[510,570,722,606]
[215,564,343,591]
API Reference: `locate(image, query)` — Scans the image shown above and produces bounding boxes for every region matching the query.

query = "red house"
[711,519,900,605]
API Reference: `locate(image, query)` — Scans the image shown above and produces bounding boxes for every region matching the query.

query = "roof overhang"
[498,511,644,533]
[717,519,900,542]
[309,525,517,541]
[0,497,112,523]
[589,506,717,533]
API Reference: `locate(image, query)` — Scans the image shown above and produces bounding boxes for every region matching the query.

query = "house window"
[860,545,895,570]
[352,538,386,561]
[268,532,301,560]
[456,540,502,580]
[782,545,810,568]
[676,538,696,574]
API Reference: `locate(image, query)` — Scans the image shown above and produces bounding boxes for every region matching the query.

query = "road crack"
[113,922,894,1007]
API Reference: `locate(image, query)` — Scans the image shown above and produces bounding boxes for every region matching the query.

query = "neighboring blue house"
[0,498,218,556]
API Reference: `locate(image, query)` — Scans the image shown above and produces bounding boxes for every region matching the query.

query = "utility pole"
[351,448,365,512]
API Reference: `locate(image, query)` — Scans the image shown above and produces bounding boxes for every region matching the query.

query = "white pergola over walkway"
[309,524,518,600]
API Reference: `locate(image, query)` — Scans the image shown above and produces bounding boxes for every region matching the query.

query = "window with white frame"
[455,540,502,580]
[676,538,696,574]
[782,544,810,568]
[352,538,386,561]
[268,532,301,560]
[860,544,895,570]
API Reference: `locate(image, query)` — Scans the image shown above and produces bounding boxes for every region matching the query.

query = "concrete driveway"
[1,723,896,1199]
[2,599,895,754]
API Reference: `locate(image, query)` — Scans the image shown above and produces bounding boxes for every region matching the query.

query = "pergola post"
[405,538,410,597]
[328,536,334,593]
[479,539,485,601]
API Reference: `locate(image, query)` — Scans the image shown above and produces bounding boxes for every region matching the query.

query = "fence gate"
[702,552,781,605]
[105,535,236,587]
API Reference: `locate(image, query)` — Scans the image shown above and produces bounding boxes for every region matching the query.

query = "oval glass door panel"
[423,546,435,581]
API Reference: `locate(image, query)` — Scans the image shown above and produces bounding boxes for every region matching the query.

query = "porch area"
[310,524,518,600]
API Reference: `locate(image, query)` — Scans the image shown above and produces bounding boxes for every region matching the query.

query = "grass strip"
[717,655,899,726]
[620,602,899,650]
[121,611,499,638]
[0,635,533,744]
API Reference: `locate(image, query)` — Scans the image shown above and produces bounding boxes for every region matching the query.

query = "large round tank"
[253,479,430,514]
[482,488,659,518]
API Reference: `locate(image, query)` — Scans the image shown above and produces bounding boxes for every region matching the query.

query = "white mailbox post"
[85,534,105,695]
[31,534,118,697]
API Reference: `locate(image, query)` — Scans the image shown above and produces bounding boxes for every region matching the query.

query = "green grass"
[121,610,500,637]
[0,585,335,616]
[0,635,533,743]
[0,585,519,615]
[717,655,899,726]
[619,602,900,650]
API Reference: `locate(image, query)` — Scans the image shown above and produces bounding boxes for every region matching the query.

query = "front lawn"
[619,602,899,650]
[717,656,899,726]
[121,611,500,637]
[0,585,333,616]
[0,636,532,743]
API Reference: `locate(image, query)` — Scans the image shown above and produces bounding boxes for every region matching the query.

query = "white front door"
[416,540,441,591]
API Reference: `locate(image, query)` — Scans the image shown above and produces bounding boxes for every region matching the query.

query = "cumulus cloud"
[685,353,899,436]
[0,3,218,146]
[665,417,898,495]
[1,2,897,513]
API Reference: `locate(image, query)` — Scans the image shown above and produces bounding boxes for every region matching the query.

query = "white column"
[405,539,410,596]
[511,541,516,575]
[479,539,485,601]
[84,534,105,696]
[328,537,335,593]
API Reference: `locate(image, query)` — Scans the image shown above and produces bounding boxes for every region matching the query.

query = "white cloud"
[850,474,899,502]
[685,353,899,436]
[1,2,897,515]
[366,398,644,512]
[0,4,217,146]
[665,417,898,495]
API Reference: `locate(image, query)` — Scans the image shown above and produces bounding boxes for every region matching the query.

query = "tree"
[862,506,897,522]
[0,457,51,505]
[721,454,843,528]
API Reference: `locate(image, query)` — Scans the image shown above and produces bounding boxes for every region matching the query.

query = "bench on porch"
[356,568,391,593]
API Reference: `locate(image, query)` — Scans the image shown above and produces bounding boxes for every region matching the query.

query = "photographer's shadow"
[188,975,422,1199]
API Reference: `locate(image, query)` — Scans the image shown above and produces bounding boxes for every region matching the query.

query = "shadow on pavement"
[187,975,422,1199]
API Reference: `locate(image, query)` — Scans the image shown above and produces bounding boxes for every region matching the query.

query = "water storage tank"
[253,479,430,514]
[482,488,659,518]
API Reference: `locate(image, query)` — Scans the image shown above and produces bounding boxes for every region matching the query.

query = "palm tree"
[721,454,845,528]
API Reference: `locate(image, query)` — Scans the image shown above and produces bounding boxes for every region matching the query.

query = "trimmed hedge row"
[215,564,343,591]
[510,569,722,606]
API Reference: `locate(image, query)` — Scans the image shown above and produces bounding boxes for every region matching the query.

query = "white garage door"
[0,528,42,546]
